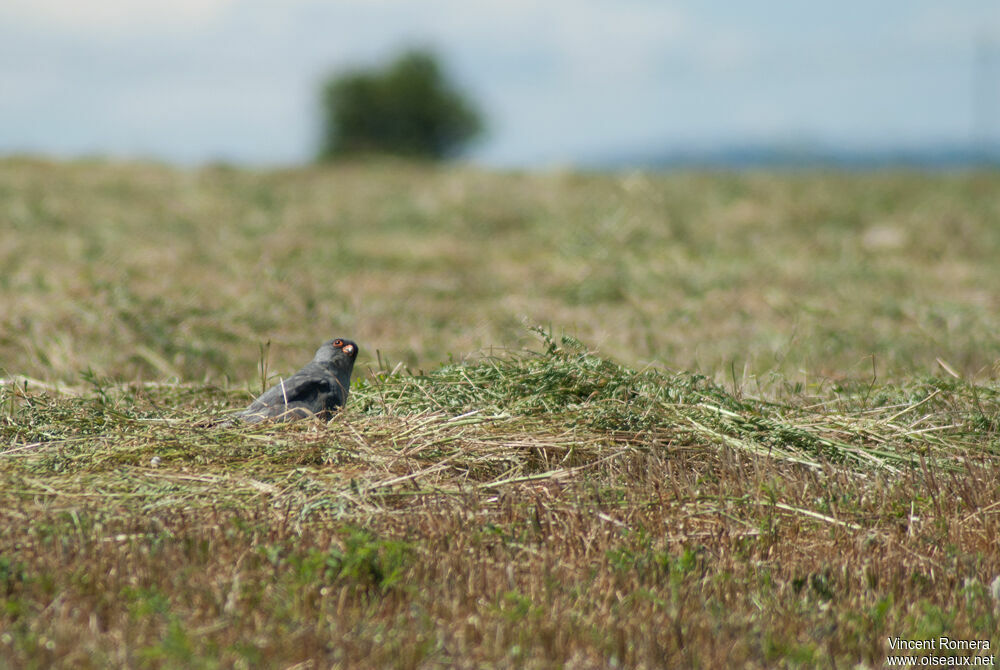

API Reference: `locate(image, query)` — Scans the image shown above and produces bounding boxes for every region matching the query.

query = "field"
[2,157,1000,668]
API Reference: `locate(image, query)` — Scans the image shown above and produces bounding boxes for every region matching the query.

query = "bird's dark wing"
[240,365,347,422]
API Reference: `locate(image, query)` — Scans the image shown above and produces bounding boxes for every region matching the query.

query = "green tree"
[319,49,484,161]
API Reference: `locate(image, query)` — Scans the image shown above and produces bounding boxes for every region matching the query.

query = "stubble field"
[2,157,1000,668]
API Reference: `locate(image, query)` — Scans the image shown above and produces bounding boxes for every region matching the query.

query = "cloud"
[0,0,236,35]
[0,0,994,166]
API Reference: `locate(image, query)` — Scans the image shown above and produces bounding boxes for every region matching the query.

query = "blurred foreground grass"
[3,157,1000,387]
[2,159,1000,667]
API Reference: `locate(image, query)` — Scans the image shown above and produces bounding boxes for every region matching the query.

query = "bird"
[238,338,359,423]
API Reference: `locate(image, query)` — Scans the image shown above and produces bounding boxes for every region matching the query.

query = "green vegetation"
[2,158,1000,667]
[319,49,484,161]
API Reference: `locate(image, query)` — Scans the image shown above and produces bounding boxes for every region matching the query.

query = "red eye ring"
[333,339,343,347]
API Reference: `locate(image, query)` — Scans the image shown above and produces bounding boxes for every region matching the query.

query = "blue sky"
[1,1,998,167]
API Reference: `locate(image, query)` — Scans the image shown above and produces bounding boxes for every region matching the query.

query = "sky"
[1,1,998,167]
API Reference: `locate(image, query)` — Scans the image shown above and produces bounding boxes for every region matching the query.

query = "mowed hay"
[2,333,999,667]
[3,158,1000,383]
[3,160,1000,666]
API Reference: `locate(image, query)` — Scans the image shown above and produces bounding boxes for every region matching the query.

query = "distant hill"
[592,143,1000,170]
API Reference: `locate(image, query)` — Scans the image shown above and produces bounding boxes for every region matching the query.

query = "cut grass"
[4,158,1000,385]
[2,329,999,667]
[3,159,1000,666]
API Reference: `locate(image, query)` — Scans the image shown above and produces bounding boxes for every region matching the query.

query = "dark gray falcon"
[239,338,358,423]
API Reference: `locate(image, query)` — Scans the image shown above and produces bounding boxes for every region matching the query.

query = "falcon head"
[315,337,359,366]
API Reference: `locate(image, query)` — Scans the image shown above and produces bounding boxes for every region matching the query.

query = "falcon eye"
[333,339,343,347]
